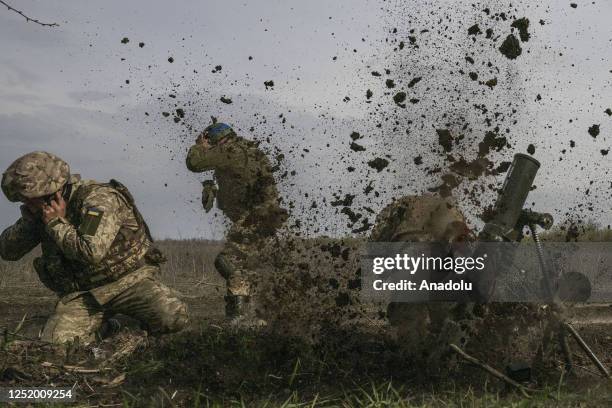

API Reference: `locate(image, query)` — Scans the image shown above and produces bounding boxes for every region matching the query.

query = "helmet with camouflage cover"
[2,151,70,202]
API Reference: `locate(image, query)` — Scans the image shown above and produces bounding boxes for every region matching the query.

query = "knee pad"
[156,299,189,334]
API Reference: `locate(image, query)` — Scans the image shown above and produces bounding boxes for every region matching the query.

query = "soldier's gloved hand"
[42,191,66,224]
[201,180,218,213]
[195,133,212,150]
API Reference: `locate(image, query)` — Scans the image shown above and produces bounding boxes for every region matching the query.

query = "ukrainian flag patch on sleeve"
[79,207,104,236]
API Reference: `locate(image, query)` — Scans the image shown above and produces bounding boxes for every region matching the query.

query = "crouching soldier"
[186,122,288,324]
[369,194,474,346]
[0,151,189,344]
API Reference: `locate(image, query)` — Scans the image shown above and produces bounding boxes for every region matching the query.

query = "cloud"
[0,59,43,89]
[67,90,124,103]
[0,11,69,49]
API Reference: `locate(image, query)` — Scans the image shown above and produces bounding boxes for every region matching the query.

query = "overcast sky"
[1,0,610,240]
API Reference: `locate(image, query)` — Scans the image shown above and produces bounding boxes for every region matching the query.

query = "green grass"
[538,221,612,242]
[114,380,612,407]
[111,323,611,407]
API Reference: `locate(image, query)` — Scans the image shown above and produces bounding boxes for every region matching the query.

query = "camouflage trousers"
[216,213,283,297]
[215,240,256,297]
[41,272,189,344]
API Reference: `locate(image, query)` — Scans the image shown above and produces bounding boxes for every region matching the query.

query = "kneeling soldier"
[0,151,189,344]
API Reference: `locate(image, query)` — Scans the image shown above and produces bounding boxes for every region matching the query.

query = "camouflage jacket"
[369,195,472,243]
[186,136,286,224]
[0,176,153,297]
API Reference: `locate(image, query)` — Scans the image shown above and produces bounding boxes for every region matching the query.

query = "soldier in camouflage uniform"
[186,122,288,322]
[369,194,473,346]
[0,151,189,344]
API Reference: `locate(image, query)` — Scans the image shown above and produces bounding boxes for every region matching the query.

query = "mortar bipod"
[526,213,611,380]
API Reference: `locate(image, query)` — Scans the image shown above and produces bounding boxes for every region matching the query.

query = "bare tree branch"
[0,0,59,27]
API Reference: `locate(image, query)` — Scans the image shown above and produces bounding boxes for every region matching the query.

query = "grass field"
[1,237,611,407]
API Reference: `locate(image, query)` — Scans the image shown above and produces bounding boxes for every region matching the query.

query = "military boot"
[97,318,122,340]
[224,295,266,328]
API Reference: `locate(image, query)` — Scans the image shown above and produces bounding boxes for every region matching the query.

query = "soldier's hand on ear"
[42,191,66,224]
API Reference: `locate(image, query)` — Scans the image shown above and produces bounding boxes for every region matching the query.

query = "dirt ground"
[1,240,611,407]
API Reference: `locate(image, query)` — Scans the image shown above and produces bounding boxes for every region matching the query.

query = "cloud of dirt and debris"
[103,1,611,239]
[332,0,611,233]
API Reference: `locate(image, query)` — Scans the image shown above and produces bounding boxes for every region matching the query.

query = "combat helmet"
[2,151,70,202]
[201,122,236,144]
